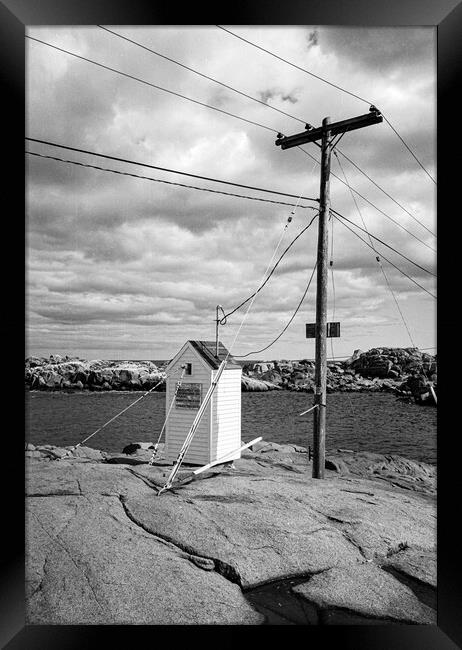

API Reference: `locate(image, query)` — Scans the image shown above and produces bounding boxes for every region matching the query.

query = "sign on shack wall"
[176,383,202,409]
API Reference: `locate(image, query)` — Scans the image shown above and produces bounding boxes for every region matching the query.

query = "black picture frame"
[2,0,460,647]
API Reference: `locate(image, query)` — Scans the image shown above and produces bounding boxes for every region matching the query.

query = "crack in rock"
[341,531,369,560]
[125,468,160,490]
[117,495,242,584]
[324,514,363,525]
[28,493,82,497]
[340,489,375,496]
[29,554,50,599]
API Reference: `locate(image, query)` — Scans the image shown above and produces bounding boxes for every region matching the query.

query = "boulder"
[93,369,114,385]
[114,369,133,383]
[25,450,43,458]
[71,371,89,385]
[260,370,282,384]
[241,375,279,391]
[343,349,364,366]
[70,445,106,461]
[31,375,45,390]
[44,372,63,390]
[122,442,154,454]
[275,360,294,373]
[26,356,45,368]
[251,362,274,374]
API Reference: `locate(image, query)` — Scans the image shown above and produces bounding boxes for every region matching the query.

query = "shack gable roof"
[189,340,241,370]
[166,340,241,372]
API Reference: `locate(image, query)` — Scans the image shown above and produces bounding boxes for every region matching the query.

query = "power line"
[217,25,436,185]
[382,115,436,184]
[100,25,435,236]
[27,141,434,278]
[330,207,436,277]
[298,147,436,253]
[28,36,434,248]
[328,222,360,431]
[28,142,434,260]
[234,263,317,358]
[221,212,318,322]
[335,153,417,348]
[28,150,434,345]
[216,25,372,106]
[25,137,319,204]
[333,214,436,299]
[26,35,279,135]
[97,25,307,127]
[335,149,436,238]
[26,150,317,210]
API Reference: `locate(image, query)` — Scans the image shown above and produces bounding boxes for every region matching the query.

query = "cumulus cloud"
[258,88,301,105]
[26,25,436,359]
[311,26,435,75]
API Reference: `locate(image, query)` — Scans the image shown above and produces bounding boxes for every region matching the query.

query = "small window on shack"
[185,363,192,375]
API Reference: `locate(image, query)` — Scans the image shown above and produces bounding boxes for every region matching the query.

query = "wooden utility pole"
[312,116,331,478]
[275,107,383,479]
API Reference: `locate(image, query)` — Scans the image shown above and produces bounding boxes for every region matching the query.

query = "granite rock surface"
[26,441,436,625]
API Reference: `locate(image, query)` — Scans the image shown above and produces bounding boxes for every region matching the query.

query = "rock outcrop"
[25,441,436,625]
[25,356,166,392]
[240,375,281,391]
[244,347,437,396]
[25,347,436,397]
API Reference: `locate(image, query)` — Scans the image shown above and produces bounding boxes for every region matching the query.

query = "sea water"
[25,390,436,464]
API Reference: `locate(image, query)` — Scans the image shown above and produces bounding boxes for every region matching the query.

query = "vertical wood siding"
[212,367,242,461]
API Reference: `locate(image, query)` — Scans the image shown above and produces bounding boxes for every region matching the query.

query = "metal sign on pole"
[306,322,340,338]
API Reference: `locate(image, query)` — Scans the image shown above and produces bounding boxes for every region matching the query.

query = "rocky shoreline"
[25,439,436,625]
[25,347,437,400]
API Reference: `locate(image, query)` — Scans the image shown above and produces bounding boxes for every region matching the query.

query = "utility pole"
[312,116,331,478]
[275,106,383,479]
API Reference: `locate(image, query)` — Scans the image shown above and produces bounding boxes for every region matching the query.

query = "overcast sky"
[26,25,436,361]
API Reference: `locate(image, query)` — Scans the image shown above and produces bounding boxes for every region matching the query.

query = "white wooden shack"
[164,340,242,465]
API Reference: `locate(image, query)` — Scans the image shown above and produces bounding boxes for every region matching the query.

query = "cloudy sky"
[26,25,436,361]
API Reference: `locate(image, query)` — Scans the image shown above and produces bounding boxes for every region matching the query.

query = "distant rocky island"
[25,347,437,399]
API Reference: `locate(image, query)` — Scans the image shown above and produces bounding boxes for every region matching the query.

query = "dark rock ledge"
[26,440,436,625]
